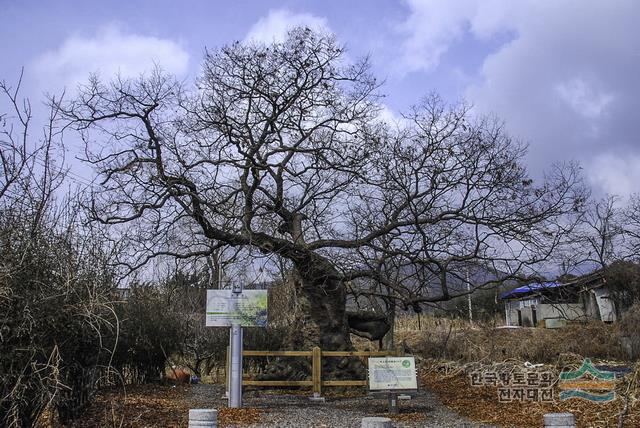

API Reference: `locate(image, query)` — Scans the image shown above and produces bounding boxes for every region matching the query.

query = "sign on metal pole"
[206,287,268,409]
[206,289,267,327]
[368,356,418,390]
[368,356,418,414]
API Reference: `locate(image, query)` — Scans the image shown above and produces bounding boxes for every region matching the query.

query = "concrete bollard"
[188,409,217,428]
[361,416,392,428]
[544,412,575,428]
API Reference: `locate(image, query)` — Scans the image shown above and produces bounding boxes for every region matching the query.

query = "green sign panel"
[206,290,267,327]
[368,356,418,390]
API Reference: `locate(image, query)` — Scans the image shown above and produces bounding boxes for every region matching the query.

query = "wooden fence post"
[224,345,231,398]
[394,345,403,357]
[312,346,322,397]
[239,348,401,393]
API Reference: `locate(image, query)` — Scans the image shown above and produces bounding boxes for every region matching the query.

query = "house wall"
[504,301,587,327]
[520,306,535,327]
[504,300,520,326]
[583,291,600,320]
[504,299,541,326]
[538,303,585,321]
[582,287,617,322]
[592,287,617,322]
[507,310,519,327]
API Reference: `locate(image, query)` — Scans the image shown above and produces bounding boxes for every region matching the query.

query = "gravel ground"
[188,384,495,428]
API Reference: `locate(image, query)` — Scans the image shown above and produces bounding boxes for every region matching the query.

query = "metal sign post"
[368,356,418,414]
[228,284,243,408]
[228,323,243,407]
[206,283,267,408]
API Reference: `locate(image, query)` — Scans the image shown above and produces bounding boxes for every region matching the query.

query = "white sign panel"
[368,356,418,391]
[206,290,268,327]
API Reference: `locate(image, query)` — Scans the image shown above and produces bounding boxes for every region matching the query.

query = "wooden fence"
[226,346,402,396]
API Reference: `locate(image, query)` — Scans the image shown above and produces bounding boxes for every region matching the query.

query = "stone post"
[361,416,392,428]
[188,409,217,428]
[543,412,575,428]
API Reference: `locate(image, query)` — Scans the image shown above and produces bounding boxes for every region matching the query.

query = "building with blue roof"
[500,271,617,327]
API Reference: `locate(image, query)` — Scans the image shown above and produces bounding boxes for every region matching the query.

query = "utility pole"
[466,267,473,323]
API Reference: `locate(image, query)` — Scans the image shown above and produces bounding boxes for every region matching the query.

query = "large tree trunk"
[381,302,396,351]
[294,255,367,379]
[261,248,393,381]
[260,253,366,380]
[296,274,350,350]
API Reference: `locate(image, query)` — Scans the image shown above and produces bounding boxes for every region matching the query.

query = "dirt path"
[188,384,492,427]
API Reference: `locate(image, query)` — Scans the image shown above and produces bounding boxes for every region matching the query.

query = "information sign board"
[368,356,418,390]
[206,289,267,327]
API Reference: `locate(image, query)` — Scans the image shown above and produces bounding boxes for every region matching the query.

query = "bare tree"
[558,195,625,273]
[1,70,67,226]
[624,194,640,260]
[60,29,584,368]
[0,71,33,200]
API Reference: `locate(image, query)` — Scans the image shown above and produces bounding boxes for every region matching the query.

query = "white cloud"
[467,0,518,39]
[588,153,640,198]
[555,77,614,119]
[396,0,476,73]
[377,104,406,127]
[245,10,330,44]
[395,1,640,197]
[463,2,639,182]
[32,24,189,91]
[394,0,520,74]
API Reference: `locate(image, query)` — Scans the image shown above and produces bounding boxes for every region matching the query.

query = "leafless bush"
[619,303,640,359]
[0,195,119,425]
[0,74,118,426]
[155,267,291,378]
[109,284,183,383]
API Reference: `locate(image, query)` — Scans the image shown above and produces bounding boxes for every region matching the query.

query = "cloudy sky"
[1,0,639,197]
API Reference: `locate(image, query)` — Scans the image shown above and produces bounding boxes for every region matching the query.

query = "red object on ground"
[167,367,191,384]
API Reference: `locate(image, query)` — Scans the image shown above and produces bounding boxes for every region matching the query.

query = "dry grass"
[395,313,472,332]
[394,315,630,363]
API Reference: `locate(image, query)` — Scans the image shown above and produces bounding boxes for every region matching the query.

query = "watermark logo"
[469,369,555,403]
[558,358,616,402]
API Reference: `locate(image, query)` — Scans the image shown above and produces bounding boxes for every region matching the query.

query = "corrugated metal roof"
[500,281,563,300]
[500,269,606,300]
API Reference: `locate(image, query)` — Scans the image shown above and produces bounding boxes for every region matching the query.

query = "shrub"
[109,285,183,383]
[618,303,640,359]
[0,215,117,426]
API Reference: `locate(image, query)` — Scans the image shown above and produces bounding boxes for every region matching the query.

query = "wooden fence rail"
[226,346,402,396]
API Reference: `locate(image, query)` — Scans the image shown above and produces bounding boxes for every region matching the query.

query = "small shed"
[500,272,617,327]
